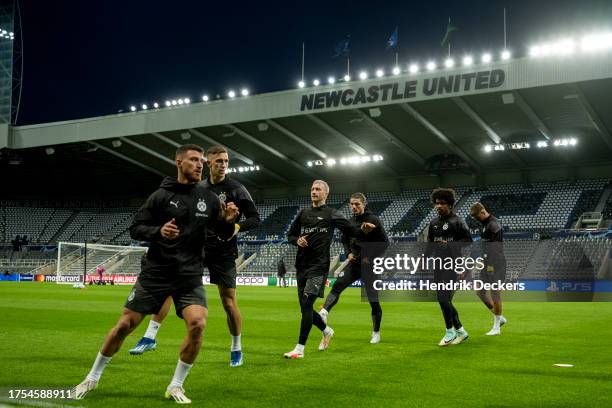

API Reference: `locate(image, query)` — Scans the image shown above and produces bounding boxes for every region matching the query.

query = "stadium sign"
[84,275,137,285]
[277,277,336,287]
[300,69,505,111]
[43,275,82,283]
[202,276,268,286]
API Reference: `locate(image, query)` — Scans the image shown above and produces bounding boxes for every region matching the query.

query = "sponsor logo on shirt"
[303,226,329,234]
[196,199,209,217]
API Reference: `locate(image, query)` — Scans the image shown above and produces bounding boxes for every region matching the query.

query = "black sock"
[451,303,462,329]
[298,294,317,345]
[370,302,382,332]
[439,301,454,329]
[323,291,339,312]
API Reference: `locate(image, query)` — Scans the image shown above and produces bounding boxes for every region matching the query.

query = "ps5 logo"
[547,280,593,292]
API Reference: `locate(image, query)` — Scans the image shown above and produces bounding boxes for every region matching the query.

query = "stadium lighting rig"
[295,47,515,89]
[0,28,14,40]
[484,138,578,152]
[293,30,611,91]
[226,165,261,174]
[120,29,612,115]
[306,154,384,167]
[128,88,247,112]
[124,30,611,112]
[529,32,612,57]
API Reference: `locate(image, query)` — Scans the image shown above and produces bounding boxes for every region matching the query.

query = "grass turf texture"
[1,283,611,407]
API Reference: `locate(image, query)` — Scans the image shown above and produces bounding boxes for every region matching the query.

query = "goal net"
[56,242,148,285]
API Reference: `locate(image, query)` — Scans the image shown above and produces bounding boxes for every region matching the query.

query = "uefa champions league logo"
[197,199,207,213]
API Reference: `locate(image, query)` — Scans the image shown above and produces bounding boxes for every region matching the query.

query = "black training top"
[479,214,505,266]
[480,215,503,242]
[341,209,389,261]
[426,212,473,259]
[130,176,233,285]
[202,175,261,257]
[288,204,365,277]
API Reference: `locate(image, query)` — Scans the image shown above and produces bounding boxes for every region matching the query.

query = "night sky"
[16,0,612,125]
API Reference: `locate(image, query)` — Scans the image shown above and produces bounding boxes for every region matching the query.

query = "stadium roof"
[3,52,612,188]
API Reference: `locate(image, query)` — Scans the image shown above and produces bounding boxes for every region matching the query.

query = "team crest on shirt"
[197,199,207,213]
[218,192,227,203]
[442,223,449,230]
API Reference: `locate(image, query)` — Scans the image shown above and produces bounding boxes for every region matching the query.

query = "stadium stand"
[565,190,604,228]
[454,180,608,232]
[245,205,300,241]
[603,194,612,221]
[391,198,433,237]
[1,181,608,244]
[2,179,611,279]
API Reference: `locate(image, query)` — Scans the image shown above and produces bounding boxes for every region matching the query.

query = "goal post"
[56,242,148,285]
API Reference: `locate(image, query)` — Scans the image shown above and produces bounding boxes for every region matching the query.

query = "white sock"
[372,331,380,336]
[168,359,193,389]
[86,352,111,382]
[144,320,161,340]
[494,315,501,328]
[456,326,465,333]
[320,308,328,315]
[323,326,333,336]
[295,344,305,353]
[231,335,242,352]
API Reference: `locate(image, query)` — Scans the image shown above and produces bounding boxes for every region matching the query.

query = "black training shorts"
[206,255,237,289]
[125,277,207,318]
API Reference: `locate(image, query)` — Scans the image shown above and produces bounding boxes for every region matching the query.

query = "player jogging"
[469,202,508,335]
[71,144,239,403]
[129,145,260,368]
[283,180,375,359]
[319,193,389,344]
[426,188,472,346]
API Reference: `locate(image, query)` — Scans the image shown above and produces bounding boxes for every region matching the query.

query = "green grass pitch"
[1,283,612,407]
